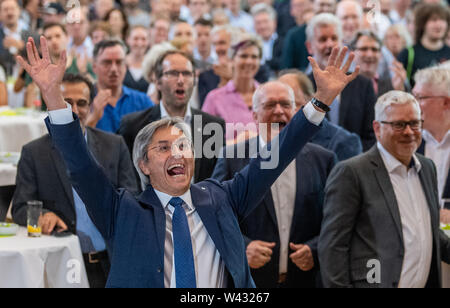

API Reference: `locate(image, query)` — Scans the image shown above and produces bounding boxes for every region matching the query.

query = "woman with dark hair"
[202,36,262,142]
[104,8,129,41]
[398,2,450,86]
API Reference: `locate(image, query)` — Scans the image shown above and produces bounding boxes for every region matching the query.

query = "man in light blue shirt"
[86,39,153,133]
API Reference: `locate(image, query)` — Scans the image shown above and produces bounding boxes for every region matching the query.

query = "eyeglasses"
[355,47,380,53]
[413,95,448,101]
[162,70,194,79]
[380,120,424,131]
[147,138,193,155]
[262,101,294,111]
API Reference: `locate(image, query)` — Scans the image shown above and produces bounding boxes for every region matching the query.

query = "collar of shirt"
[422,129,450,147]
[159,101,192,124]
[225,80,260,94]
[377,142,422,174]
[153,187,195,214]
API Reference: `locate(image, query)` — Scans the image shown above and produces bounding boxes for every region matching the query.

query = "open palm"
[308,47,360,106]
[17,36,67,108]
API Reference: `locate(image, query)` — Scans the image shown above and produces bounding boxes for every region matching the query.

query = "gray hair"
[133,117,193,191]
[250,3,277,20]
[375,91,420,121]
[252,81,296,112]
[414,66,450,96]
[306,13,342,42]
[141,42,176,83]
[384,24,413,48]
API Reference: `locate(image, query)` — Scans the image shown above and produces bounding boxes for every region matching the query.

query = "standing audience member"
[121,0,151,27]
[251,3,283,74]
[89,0,115,22]
[193,18,217,70]
[12,73,138,288]
[87,39,153,132]
[0,0,28,75]
[212,81,337,288]
[89,21,113,46]
[41,2,66,25]
[185,0,212,25]
[20,0,42,33]
[224,0,254,33]
[319,90,450,288]
[124,26,151,93]
[336,0,363,46]
[412,66,450,222]
[202,37,262,142]
[67,6,94,60]
[141,42,177,104]
[280,0,337,71]
[104,8,129,41]
[398,3,450,86]
[389,0,412,25]
[212,8,230,26]
[198,25,269,107]
[350,30,409,97]
[278,69,363,161]
[306,13,377,150]
[118,50,226,184]
[149,17,171,47]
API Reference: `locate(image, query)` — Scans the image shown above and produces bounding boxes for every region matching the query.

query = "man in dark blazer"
[18,37,357,287]
[212,120,336,287]
[306,13,376,151]
[12,74,138,288]
[319,91,450,288]
[118,50,226,186]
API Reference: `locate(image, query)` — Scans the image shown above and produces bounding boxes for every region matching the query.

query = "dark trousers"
[83,251,110,288]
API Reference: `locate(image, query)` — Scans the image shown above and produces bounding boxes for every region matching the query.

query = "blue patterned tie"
[170,197,197,288]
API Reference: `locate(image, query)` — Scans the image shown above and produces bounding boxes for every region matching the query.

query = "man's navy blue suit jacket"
[45,109,321,288]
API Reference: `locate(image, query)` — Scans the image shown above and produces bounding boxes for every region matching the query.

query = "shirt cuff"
[303,101,326,126]
[48,103,74,125]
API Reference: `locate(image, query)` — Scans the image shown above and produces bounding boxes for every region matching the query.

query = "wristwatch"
[311,97,330,112]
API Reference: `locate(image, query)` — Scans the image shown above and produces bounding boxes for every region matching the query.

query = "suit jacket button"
[157,267,162,273]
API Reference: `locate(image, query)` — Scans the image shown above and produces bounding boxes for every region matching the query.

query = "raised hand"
[308,46,360,106]
[16,36,67,110]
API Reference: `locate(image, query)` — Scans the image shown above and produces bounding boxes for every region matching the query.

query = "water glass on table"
[27,200,43,237]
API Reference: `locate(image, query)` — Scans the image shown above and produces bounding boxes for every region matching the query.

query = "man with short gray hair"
[412,67,450,219]
[319,90,450,288]
[306,13,377,150]
[212,81,337,287]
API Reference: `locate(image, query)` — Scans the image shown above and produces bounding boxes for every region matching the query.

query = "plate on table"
[0,152,20,165]
[0,223,19,237]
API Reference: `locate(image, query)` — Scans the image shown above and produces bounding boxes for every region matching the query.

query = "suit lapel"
[417,158,439,231]
[50,145,74,207]
[369,147,405,243]
[339,87,351,126]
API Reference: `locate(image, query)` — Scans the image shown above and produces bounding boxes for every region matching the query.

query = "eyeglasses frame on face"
[379,120,424,131]
[162,70,194,79]
[413,95,448,102]
[145,137,193,158]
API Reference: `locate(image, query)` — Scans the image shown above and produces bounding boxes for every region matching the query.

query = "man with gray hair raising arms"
[18,35,357,288]
[319,90,450,288]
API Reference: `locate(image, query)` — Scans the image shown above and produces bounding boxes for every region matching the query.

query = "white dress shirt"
[377,142,433,288]
[154,188,227,288]
[422,130,450,208]
[259,136,296,274]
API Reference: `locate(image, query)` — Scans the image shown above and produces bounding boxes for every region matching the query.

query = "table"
[0,227,89,288]
[0,107,47,152]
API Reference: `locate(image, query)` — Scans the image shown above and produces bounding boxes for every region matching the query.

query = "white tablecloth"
[0,163,17,186]
[0,108,47,152]
[443,228,450,288]
[0,227,89,288]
